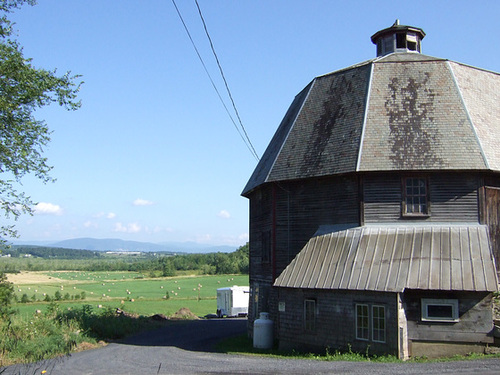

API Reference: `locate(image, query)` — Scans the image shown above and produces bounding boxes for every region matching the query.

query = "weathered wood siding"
[248,187,273,284]
[248,186,273,324]
[276,288,399,356]
[363,173,479,223]
[402,290,493,347]
[247,175,359,324]
[248,175,359,284]
[273,175,360,277]
[484,186,500,272]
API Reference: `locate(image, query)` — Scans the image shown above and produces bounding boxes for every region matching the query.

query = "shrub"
[56,305,154,341]
[0,310,85,365]
[0,271,15,319]
[54,290,62,301]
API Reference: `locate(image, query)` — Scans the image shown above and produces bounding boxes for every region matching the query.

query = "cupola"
[371,20,425,57]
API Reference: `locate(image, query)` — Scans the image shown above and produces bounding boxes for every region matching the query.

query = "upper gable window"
[403,177,429,216]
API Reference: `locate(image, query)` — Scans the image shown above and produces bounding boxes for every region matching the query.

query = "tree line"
[5,245,103,259]
[0,243,249,275]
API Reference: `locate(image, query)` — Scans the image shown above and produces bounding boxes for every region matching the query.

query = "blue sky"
[5,0,500,247]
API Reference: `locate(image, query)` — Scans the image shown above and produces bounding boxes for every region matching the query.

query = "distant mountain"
[15,238,237,253]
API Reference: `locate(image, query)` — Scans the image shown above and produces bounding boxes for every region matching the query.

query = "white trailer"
[216,285,249,317]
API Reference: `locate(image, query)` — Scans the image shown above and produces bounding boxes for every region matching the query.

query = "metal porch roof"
[274,225,498,292]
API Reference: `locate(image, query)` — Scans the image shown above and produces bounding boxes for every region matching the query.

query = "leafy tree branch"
[0,0,82,241]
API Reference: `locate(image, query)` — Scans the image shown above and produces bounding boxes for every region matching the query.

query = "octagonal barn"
[243,21,499,359]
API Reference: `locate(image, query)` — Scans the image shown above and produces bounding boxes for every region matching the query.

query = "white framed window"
[356,303,386,343]
[421,298,459,322]
[356,304,369,340]
[372,305,386,343]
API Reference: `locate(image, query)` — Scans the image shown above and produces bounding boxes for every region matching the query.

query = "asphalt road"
[2,318,500,375]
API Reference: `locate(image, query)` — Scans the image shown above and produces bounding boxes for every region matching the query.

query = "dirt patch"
[169,307,200,320]
[151,314,168,321]
[73,341,107,353]
[6,271,63,285]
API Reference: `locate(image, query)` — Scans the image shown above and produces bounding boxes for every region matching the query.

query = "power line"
[171,0,260,161]
[194,0,259,161]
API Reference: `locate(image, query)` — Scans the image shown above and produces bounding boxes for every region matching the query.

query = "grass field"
[9,272,249,318]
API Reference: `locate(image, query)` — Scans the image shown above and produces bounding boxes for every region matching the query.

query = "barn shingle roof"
[274,224,499,292]
[242,53,500,196]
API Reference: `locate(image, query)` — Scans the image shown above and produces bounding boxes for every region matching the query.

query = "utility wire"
[171,0,260,161]
[194,0,259,161]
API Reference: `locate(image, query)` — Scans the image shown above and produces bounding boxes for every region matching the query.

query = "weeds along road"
[2,318,500,375]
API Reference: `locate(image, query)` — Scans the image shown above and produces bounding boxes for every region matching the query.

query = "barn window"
[372,305,386,343]
[402,177,429,216]
[356,304,369,340]
[304,299,316,331]
[421,299,459,322]
[261,231,271,263]
[356,303,386,342]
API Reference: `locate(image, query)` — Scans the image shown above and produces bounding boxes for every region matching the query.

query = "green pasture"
[15,298,218,318]
[12,273,249,318]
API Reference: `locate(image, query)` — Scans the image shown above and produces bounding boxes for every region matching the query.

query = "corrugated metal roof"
[274,225,498,292]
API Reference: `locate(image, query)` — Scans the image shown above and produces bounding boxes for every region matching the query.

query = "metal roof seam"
[365,227,380,290]
[320,233,334,288]
[460,228,474,289]
[309,234,326,289]
[444,227,452,291]
[439,228,444,290]
[384,226,400,292]
[404,226,417,290]
[468,227,478,291]
[294,238,314,288]
[353,227,369,290]
[332,230,352,288]
[330,232,348,288]
[374,227,390,291]
[417,227,426,289]
[323,234,339,289]
[340,228,362,289]
[478,227,496,291]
